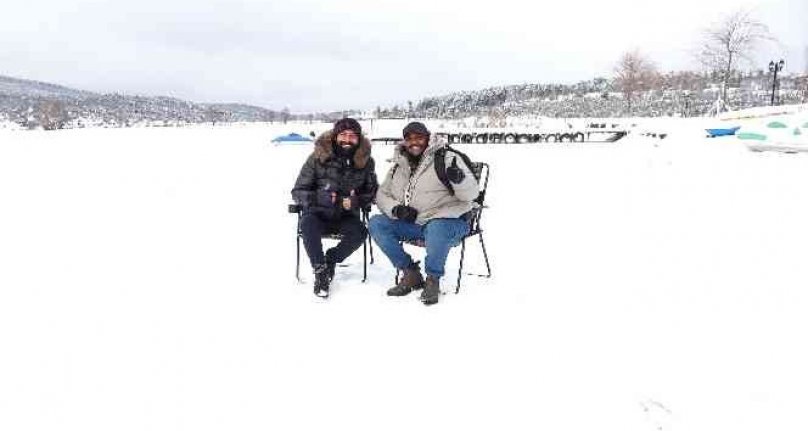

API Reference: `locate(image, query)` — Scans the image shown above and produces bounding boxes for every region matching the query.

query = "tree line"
[377,10,806,119]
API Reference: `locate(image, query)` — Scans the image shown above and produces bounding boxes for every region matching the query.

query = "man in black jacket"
[291,118,378,298]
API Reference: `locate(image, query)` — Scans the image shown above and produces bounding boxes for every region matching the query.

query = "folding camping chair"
[396,161,492,293]
[289,205,374,282]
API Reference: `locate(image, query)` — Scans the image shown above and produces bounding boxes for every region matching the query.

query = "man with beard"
[291,118,378,298]
[369,122,479,306]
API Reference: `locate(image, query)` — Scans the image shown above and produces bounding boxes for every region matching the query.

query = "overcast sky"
[1,0,806,112]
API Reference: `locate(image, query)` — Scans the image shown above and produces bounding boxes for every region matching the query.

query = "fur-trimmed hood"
[313,131,372,169]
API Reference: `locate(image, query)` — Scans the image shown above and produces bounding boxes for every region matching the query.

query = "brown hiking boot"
[420,275,440,306]
[387,262,425,296]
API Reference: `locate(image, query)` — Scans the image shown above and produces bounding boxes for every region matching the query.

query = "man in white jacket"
[369,122,479,305]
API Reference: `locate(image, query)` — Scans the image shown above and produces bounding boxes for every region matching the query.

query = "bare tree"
[486,107,507,127]
[798,75,808,103]
[614,49,658,114]
[697,10,773,106]
[37,100,68,130]
[280,107,291,124]
[204,107,227,126]
[259,110,277,123]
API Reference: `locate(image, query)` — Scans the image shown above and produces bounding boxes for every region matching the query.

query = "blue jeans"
[368,214,469,278]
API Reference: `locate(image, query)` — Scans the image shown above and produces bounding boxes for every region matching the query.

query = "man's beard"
[335,140,358,158]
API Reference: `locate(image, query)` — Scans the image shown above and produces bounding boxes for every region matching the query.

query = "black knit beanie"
[333,118,362,136]
[402,121,430,139]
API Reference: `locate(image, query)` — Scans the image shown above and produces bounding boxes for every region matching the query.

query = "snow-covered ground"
[2,120,808,431]
[0,119,22,130]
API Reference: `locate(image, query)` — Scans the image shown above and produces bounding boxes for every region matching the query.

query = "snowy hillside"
[1,120,808,431]
[0,75,94,99]
[391,73,807,119]
[0,75,296,128]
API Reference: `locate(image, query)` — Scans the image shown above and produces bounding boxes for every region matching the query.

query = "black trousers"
[300,212,367,268]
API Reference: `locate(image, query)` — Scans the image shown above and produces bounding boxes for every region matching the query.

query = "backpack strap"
[433,148,454,195]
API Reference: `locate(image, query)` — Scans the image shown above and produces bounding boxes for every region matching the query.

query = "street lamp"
[769,59,785,106]
[682,92,693,118]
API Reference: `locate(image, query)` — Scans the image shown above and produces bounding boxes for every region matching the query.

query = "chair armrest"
[288,204,302,214]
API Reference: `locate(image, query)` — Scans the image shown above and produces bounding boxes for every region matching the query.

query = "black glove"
[446,157,466,184]
[392,205,418,222]
[314,189,337,208]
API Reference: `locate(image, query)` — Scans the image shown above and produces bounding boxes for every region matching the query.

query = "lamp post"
[682,92,693,118]
[769,59,785,106]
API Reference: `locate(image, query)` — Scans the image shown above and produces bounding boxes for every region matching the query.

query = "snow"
[2,120,808,431]
[717,103,808,121]
[0,119,21,130]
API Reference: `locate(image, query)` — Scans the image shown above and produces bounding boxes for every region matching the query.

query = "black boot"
[324,250,337,281]
[387,262,425,296]
[325,259,336,282]
[420,275,440,305]
[313,263,331,298]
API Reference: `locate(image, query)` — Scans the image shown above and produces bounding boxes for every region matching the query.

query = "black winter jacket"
[291,131,378,219]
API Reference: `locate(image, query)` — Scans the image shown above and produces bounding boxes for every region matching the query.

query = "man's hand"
[342,190,357,210]
[392,205,418,223]
[446,157,466,184]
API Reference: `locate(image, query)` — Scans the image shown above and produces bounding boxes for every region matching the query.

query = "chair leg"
[295,234,302,282]
[369,236,375,264]
[456,238,466,294]
[362,239,368,283]
[394,240,401,286]
[478,232,492,278]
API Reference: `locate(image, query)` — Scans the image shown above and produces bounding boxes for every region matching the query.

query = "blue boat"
[706,126,741,137]
[272,133,313,143]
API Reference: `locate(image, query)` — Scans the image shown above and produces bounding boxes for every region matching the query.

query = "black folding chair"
[289,205,375,282]
[396,162,492,293]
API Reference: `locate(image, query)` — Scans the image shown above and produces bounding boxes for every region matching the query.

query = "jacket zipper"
[403,153,431,206]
